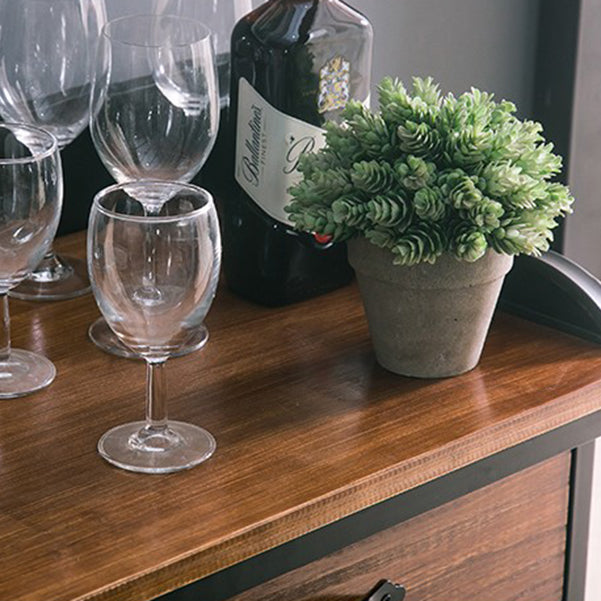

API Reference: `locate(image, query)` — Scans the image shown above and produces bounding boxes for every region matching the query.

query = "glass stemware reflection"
[0,0,106,300]
[89,14,219,359]
[0,123,63,399]
[88,181,221,474]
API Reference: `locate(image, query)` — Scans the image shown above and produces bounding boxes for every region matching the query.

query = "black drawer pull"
[362,579,406,601]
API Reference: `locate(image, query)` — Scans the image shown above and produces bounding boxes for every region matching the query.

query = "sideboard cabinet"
[1,232,599,601]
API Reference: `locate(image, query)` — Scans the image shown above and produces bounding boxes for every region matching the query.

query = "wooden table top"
[3,231,601,601]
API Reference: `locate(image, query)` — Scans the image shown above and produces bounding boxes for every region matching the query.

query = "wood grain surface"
[232,454,571,601]
[2,231,601,601]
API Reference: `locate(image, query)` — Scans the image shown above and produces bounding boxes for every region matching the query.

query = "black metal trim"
[160,409,601,601]
[362,580,406,601]
[563,442,596,601]
[500,250,601,346]
[532,0,582,252]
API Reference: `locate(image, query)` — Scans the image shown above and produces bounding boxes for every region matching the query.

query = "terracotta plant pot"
[348,238,514,378]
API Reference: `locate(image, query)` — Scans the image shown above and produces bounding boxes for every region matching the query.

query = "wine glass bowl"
[0,123,63,398]
[89,182,220,359]
[152,0,253,111]
[0,0,107,301]
[88,180,221,473]
[90,14,219,184]
[0,1,103,147]
[88,13,220,359]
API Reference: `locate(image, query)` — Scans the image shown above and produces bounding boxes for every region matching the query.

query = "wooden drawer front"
[232,454,570,601]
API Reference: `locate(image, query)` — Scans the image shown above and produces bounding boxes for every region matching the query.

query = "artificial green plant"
[286,77,574,266]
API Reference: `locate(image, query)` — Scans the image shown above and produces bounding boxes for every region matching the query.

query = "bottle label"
[235,77,326,226]
[318,56,351,114]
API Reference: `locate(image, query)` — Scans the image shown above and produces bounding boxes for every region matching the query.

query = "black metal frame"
[564,442,596,601]
[160,410,601,601]
[500,250,601,345]
[531,0,582,252]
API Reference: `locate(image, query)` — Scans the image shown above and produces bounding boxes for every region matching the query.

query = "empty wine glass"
[0,123,63,399]
[153,0,253,111]
[152,0,252,195]
[89,180,221,473]
[89,13,219,359]
[0,0,106,301]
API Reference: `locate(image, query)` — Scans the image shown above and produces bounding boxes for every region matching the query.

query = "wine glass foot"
[88,316,209,359]
[9,256,91,301]
[97,420,216,473]
[0,349,56,399]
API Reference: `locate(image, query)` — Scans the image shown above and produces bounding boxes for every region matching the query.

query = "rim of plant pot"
[347,237,515,289]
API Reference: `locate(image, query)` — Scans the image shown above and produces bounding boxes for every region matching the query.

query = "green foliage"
[286,76,574,265]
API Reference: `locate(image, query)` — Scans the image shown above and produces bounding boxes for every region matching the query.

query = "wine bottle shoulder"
[232,0,372,52]
[231,1,372,122]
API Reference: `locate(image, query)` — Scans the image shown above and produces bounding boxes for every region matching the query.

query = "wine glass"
[152,0,252,196]
[89,13,219,358]
[0,123,63,398]
[0,0,106,301]
[153,0,253,111]
[88,181,221,473]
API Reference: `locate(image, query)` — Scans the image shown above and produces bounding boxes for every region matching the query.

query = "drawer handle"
[362,579,406,601]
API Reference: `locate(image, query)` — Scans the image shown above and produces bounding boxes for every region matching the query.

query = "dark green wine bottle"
[224,0,373,306]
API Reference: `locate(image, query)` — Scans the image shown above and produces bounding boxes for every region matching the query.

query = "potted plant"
[286,77,574,378]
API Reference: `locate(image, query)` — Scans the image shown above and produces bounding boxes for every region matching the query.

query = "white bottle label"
[235,77,326,226]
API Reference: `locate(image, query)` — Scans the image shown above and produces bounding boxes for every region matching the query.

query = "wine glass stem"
[29,248,73,283]
[143,206,161,289]
[144,232,156,288]
[145,360,168,430]
[0,294,10,361]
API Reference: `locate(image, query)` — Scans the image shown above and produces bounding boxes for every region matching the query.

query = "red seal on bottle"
[313,233,333,245]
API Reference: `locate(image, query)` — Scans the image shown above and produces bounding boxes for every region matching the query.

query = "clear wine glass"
[153,0,253,111]
[89,13,219,359]
[0,123,63,398]
[151,0,252,197]
[0,0,106,301]
[89,181,221,473]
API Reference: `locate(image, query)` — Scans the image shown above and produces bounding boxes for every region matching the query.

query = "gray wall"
[348,0,540,115]
[107,0,541,116]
